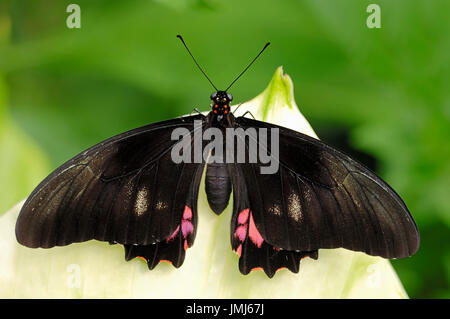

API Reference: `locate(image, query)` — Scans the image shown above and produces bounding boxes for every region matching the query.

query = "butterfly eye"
[227,93,233,101]
[210,92,217,100]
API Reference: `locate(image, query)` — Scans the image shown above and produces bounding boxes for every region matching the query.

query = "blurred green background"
[0,0,449,298]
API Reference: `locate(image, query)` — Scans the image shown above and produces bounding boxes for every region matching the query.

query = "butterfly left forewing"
[16,115,206,268]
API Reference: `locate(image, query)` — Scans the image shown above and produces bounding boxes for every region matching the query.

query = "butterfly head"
[210,91,233,116]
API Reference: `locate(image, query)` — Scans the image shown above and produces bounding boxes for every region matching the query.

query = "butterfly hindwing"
[233,116,419,264]
[229,164,318,278]
[123,164,203,269]
[16,114,206,268]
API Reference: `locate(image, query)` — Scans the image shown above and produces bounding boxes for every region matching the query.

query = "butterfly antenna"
[225,42,270,92]
[177,35,218,91]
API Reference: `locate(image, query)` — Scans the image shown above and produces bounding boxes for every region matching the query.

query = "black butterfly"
[15,36,419,278]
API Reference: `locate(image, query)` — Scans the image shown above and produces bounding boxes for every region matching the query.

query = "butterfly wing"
[230,116,419,276]
[16,114,206,268]
[229,164,318,278]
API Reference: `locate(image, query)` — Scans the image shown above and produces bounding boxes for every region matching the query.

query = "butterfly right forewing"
[233,116,419,261]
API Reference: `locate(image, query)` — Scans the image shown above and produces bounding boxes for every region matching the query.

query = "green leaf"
[0,68,408,298]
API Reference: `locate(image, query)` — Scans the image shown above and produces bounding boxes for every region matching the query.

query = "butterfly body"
[204,91,236,215]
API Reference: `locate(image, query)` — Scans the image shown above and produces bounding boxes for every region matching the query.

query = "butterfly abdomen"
[205,162,232,215]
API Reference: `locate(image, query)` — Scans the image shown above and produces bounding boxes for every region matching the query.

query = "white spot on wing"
[134,187,148,216]
[288,191,302,222]
[155,200,168,211]
[269,203,281,216]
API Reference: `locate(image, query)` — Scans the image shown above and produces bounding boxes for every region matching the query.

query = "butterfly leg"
[189,107,206,117]
[240,111,256,120]
[232,102,244,114]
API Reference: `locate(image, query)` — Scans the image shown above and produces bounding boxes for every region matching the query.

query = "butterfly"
[15,35,420,278]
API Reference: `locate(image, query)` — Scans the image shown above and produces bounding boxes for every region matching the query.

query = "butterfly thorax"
[210,91,233,116]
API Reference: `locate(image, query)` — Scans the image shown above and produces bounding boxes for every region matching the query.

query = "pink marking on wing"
[166,225,180,242]
[248,213,264,248]
[184,240,189,251]
[235,244,242,257]
[237,208,250,225]
[234,225,247,242]
[181,220,194,237]
[183,205,192,220]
